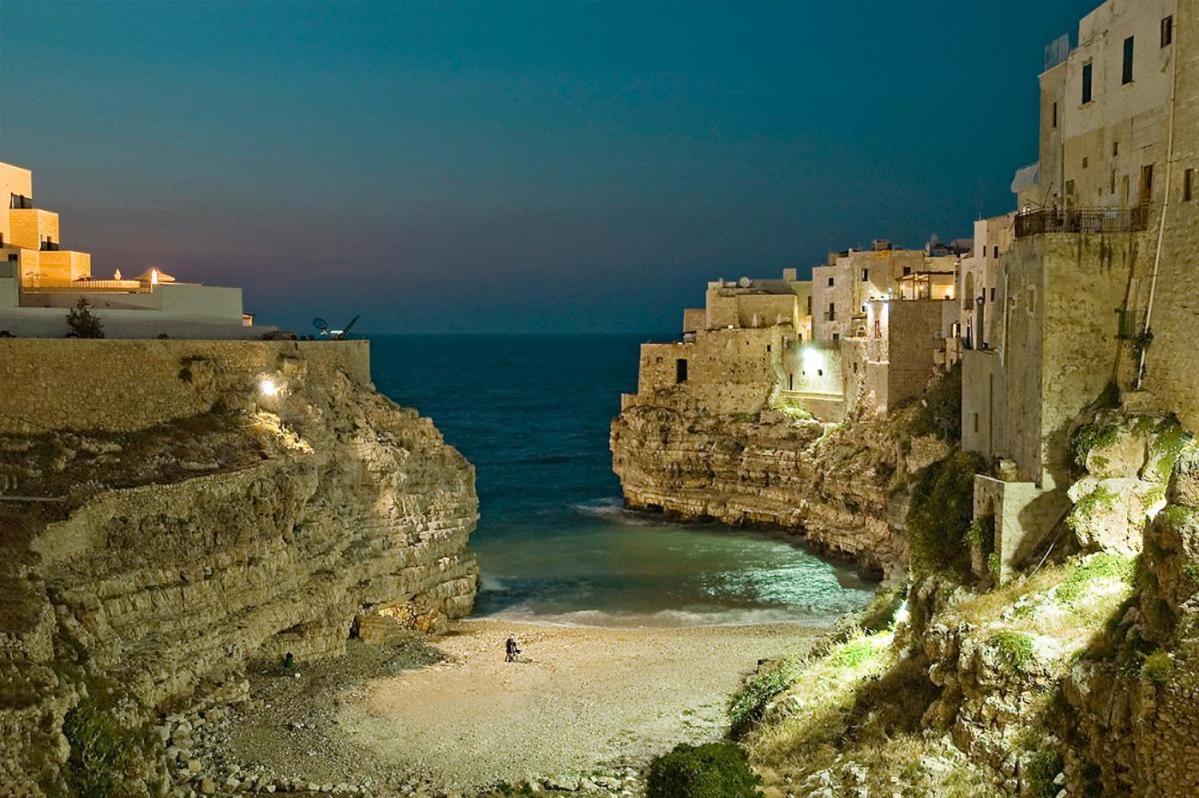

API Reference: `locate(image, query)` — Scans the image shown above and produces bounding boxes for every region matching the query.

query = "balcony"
[1014,205,1150,238]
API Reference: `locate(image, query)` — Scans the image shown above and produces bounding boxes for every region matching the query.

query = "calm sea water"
[370,334,872,626]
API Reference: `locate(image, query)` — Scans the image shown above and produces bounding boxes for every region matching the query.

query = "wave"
[480,604,838,629]
[479,574,511,592]
[569,497,660,526]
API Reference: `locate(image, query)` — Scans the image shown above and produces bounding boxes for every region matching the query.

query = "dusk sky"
[1,1,1096,334]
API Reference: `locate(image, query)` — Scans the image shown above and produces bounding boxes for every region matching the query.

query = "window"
[1141,164,1155,204]
[1123,36,1135,84]
[1082,156,1089,169]
[1027,286,1037,314]
[861,268,869,281]
[1162,16,1173,47]
[675,359,688,384]
[832,332,840,341]
[827,302,836,321]
[973,414,980,434]
[1082,61,1093,103]
[1113,141,1120,156]
[788,373,794,391]
[903,266,912,276]
[990,287,996,302]
[827,277,835,287]
[993,246,999,259]
[1052,102,1058,128]
[806,296,812,314]
[1185,168,1195,202]
[766,344,771,353]
[1111,170,1118,194]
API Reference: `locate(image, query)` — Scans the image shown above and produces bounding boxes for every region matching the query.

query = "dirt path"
[337,619,820,790]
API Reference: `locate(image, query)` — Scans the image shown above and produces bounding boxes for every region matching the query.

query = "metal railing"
[1015,205,1151,238]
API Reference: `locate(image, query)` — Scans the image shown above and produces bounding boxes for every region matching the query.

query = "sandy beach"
[336,619,821,790]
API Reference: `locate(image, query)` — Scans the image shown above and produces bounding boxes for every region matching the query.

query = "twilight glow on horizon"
[0,0,1096,334]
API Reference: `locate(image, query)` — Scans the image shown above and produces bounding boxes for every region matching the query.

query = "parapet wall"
[0,338,371,434]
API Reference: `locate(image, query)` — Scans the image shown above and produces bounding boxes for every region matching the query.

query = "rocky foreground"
[0,344,479,796]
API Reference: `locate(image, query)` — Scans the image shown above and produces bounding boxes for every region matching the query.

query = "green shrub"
[906,451,988,579]
[646,742,763,798]
[910,362,962,443]
[1022,745,1063,798]
[1149,418,1191,482]
[1069,423,1119,473]
[66,297,105,339]
[830,635,879,668]
[728,657,804,736]
[1142,651,1174,685]
[989,631,1034,673]
[1055,554,1136,606]
[62,697,144,797]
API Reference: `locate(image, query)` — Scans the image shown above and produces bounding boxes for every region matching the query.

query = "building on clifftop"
[963,0,1198,583]
[624,268,813,417]
[0,161,262,339]
[782,238,966,422]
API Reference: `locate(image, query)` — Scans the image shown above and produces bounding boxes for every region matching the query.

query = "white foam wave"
[479,574,510,592]
[481,605,836,629]
[570,497,659,526]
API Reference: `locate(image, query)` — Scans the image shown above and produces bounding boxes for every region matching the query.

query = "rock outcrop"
[611,395,949,578]
[0,341,478,796]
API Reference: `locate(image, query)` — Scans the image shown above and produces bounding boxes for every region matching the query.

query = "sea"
[370,334,873,627]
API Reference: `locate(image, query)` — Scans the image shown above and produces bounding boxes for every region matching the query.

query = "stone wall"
[1143,0,1199,432]
[634,327,782,417]
[0,338,371,434]
[1003,232,1144,487]
[961,348,1005,459]
[886,300,947,408]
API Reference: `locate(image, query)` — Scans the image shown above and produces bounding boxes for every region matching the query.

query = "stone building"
[0,161,259,338]
[965,0,1198,582]
[778,239,964,422]
[626,268,812,417]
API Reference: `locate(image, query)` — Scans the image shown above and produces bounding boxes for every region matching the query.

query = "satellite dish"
[313,315,361,340]
[738,276,752,288]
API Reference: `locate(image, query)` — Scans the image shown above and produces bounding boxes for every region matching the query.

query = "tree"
[66,298,105,338]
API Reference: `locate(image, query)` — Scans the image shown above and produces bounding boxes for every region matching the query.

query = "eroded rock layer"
[611,397,948,578]
[0,341,478,795]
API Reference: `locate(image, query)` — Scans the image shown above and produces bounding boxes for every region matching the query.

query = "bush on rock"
[646,742,762,798]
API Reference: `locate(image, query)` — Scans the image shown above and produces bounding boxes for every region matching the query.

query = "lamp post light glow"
[258,378,281,398]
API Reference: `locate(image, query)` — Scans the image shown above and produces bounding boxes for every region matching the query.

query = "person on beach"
[505,635,521,663]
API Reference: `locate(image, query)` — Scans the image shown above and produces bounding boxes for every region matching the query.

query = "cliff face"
[611,394,950,578]
[0,341,478,795]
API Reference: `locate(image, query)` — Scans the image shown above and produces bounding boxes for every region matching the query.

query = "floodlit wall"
[0,339,370,434]
[962,348,1005,459]
[1141,0,1199,432]
[0,162,33,246]
[8,209,59,250]
[1003,232,1146,487]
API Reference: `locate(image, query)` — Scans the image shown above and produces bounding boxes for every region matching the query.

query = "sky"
[0,0,1097,334]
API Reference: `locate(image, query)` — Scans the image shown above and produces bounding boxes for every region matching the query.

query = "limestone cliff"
[0,341,478,796]
[733,406,1199,798]
[610,383,954,579]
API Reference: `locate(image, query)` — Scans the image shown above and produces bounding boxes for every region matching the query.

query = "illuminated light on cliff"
[258,377,281,398]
